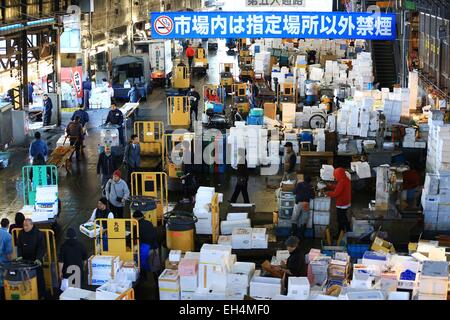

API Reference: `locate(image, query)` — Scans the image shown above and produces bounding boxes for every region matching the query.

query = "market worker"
[29,131,48,163]
[186,43,196,70]
[291,175,315,239]
[132,210,161,299]
[66,116,83,161]
[105,102,124,145]
[87,197,114,223]
[27,82,35,104]
[16,219,46,298]
[0,218,13,300]
[281,236,306,292]
[128,84,140,103]
[123,134,141,183]
[229,149,250,204]
[326,167,352,236]
[205,88,220,103]
[42,93,53,126]
[105,170,130,219]
[97,146,117,190]
[247,78,260,108]
[58,228,88,288]
[188,85,201,123]
[71,104,90,128]
[283,142,297,181]
[402,162,422,209]
[82,77,92,109]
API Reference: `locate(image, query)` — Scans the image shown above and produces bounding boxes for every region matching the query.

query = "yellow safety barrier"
[134,121,165,170]
[12,228,59,297]
[164,133,195,179]
[131,172,168,223]
[167,96,191,128]
[94,219,140,269]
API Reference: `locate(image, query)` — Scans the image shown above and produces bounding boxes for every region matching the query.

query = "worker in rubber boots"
[326,168,352,237]
[16,219,46,299]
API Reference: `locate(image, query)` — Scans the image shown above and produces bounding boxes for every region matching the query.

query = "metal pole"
[21,0,28,110]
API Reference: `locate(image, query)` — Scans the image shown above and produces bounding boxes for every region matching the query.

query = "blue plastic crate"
[247,115,264,125]
[347,244,370,260]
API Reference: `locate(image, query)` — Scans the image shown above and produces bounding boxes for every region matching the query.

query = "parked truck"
[135,39,173,87]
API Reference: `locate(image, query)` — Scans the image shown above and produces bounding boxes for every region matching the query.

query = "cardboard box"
[418,276,448,295]
[165,259,179,270]
[178,258,198,277]
[159,269,180,291]
[371,237,395,254]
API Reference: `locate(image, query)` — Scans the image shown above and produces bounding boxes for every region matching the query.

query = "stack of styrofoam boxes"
[417,261,449,300]
[159,269,181,300]
[309,66,324,82]
[251,228,268,249]
[194,187,215,235]
[250,276,282,300]
[220,212,251,235]
[312,197,331,236]
[393,87,411,117]
[254,51,272,77]
[179,258,199,300]
[349,52,373,90]
[296,67,307,98]
[88,255,122,286]
[421,174,440,231]
[358,98,372,138]
[231,228,252,249]
[197,244,234,294]
[368,111,380,137]
[96,279,132,300]
[435,124,450,173]
[227,262,256,296]
[314,129,326,152]
[271,66,291,91]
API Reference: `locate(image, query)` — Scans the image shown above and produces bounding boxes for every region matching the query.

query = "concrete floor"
[0,40,382,299]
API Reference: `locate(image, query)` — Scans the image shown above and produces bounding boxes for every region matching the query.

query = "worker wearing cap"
[283,142,297,181]
[281,236,306,292]
[42,93,53,126]
[104,170,130,219]
[16,219,46,299]
[58,228,88,289]
[0,218,13,300]
[105,102,124,145]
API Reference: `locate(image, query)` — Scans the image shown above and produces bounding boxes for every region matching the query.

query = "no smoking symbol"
[154,16,173,36]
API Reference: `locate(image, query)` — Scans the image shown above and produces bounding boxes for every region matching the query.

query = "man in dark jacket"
[71,105,90,128]
[123,134,141,183]
[16,219,46,298]
[66,116,83,160]
[58,228,88,288]
[133,210,160,298]
[82,77,92,109]
[29,131,48,163]
[42,94,53,126]
[282,236,306,292]
[230,150,250,203]
[291,176,315,239]
[105,103,124,145]
[97,146,117,190]
[283,142,297,181]
[188,85,201,124]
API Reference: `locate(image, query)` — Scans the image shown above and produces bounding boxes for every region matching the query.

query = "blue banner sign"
[150,11,396,40]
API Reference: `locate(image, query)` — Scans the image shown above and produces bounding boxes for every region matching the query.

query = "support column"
[20,0,28,110]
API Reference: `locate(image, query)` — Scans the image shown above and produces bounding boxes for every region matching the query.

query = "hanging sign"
[61,67,83,100]
[150,11,396,40]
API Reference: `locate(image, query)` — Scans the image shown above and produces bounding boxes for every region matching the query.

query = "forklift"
[220,63,236,94]
[239,56,254,83]
[232,83,250,117]
[167,96,191,129]
[165,132,195,191]
[277,82,296,113]
[226,38,237,55]
[171,60,190,94]
[192,45,209,77]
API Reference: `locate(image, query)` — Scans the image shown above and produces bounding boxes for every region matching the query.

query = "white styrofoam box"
[313,197,331,211]
[313,211,330,225]
[287,277,310,300]
[344,290,385,300]
[424,173,439,195]
[421,194,439,212]
[250,276,282,299]
[273,294,296,300]
[178,258,198,277]
[251,235,269,249]
[198,264,228,292]
[220,219,251,235]
[251,228,267,241]
[160,289,180,300]
[422,260,448,278]
[80,222,100,238]
[418,276,449,296]
[388,291,410,300]
[169,250,182,262]
[417,293,448,300]
[231,228,252,249]
[89,255,121,278]
[184,252,200,261]
[159,269,180,291]
[227,273,249,291]
[218,235,232,246]
[117,261,139,282]
[180,275,198,292]
[181,291,195,300]
[59,287,96,300]
[199,244,232,265]
[226,212,249,221]
[96,280,132,300]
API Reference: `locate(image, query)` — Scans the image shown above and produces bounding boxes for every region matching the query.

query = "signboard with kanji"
[246,0,306,7]
[150,11,397,40]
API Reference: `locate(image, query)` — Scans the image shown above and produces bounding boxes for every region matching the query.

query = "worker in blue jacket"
[29,131,48,163]
[42,94,53,126]
[104,102,124,145]
[71,105,89,127]
[128,84,140,103]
